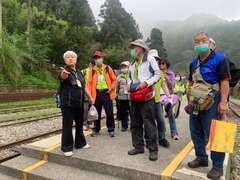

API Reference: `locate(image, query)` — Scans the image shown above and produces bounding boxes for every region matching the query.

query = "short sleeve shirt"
[189,52,231,84]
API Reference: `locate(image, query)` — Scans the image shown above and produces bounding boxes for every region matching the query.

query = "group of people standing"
[58,32,231,179]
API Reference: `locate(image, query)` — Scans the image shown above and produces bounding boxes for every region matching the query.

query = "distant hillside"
[144,14,240,73]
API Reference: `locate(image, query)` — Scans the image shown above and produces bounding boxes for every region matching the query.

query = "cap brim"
[129,42,145,49]
[93,55,104,58]
[154,56,162,61]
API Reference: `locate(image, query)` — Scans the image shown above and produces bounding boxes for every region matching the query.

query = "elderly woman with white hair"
[58,50,93,156]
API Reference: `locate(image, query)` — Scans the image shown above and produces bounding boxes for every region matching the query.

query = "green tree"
[26,0,32,48]
[103,46,130,69]
[0,0,2,47]
[149,28,167,58]
[34,0,95,27]
[67,0,95,26]
[0,32,33,83]
[98,0,142,47]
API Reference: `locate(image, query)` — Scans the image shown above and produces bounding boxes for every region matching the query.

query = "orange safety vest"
[86,64,117,103]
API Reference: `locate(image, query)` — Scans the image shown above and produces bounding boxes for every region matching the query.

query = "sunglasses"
[159,62,166,65]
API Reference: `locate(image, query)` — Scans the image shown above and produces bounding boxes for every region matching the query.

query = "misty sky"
[88,0,240,30]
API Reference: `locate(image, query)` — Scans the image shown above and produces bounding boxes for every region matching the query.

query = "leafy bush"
[103,46,131,69]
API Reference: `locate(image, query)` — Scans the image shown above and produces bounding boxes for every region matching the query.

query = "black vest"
[59,66,85,108]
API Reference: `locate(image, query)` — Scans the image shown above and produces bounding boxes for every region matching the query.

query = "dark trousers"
[118,99,131,129]
[154,102,166,140]
[61,107,86,152]
[94,91,115,132]
[131,100,158,152]
[190,95,225,169]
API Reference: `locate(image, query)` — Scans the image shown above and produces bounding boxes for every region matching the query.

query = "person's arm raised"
[60,67,70,80]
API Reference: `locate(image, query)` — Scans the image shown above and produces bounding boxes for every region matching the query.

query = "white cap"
[148,49,161,60]
[120,61,130,66]
[209,38,216,45]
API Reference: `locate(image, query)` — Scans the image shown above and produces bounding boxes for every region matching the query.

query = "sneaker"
[172,134,179,140]
[207,167,223,179]
[188,158,208,168]
[121,128,127,132]
[149,151,158,161]
[109,131,115,137]
[64,151,73,157]
[159,139,170,148]
[128,148,144,155]
[82,144,90,149]
[91,131,99,137]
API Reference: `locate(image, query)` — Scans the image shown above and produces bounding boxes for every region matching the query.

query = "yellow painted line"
[43,143,61,161]
[21,127,107,180]
[22,160,47,180]
[42,129,96,161]
[161,141,193,180]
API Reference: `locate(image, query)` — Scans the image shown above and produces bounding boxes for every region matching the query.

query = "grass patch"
[0,69,58,90]
[0,98,55,109]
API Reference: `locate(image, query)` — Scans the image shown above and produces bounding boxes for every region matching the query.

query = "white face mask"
[95,58,103,66]
[121,68,128,73]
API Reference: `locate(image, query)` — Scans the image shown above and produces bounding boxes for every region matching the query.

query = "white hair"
[63,51,77,60]
[209,38,216,45]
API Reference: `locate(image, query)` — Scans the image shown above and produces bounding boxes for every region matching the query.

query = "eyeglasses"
[159,62,166,65]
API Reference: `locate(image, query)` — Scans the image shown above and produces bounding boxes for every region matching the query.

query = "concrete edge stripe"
[43,143,61,161]
[176,168,209,180]
[22,160,48,180]
[21,127,107,180]
[42,129,97,161]
[161,141,193,179]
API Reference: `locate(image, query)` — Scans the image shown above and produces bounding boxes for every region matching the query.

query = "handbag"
[207,118,237,153]
[130,86,154,102]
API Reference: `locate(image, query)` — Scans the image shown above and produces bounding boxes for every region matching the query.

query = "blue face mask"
[194,44,209,55]
[130,49,138,60]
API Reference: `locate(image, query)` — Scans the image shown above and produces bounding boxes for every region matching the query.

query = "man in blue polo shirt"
[186,32,230,179]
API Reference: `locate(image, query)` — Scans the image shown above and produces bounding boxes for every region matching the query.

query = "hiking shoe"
[121,128,128,132]
[188,158,208,168]
[159,139,170,148]
[207,167,223,180]
[128,148,144,155]
[149,151,158,161]
[109,131,115,137]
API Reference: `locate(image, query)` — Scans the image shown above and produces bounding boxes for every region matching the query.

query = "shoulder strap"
[105,65,109,74]
[192,52,213,73]
[145,53,154,75]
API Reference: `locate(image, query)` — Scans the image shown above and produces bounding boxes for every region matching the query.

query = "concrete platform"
[0,101,231,180]
[17,127,189,180]
[0,173,19,180]
[173,148,230,180]
[0,155,42,179]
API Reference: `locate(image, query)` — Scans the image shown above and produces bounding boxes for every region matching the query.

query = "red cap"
[93,51,104,58]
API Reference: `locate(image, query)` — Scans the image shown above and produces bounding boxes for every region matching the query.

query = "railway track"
[0,129,62,163]
[0,104,56,114]
[0,113,116,163]
[0,113,61,128]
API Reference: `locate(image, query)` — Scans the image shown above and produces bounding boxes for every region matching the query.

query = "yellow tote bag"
[207,119,237,153]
